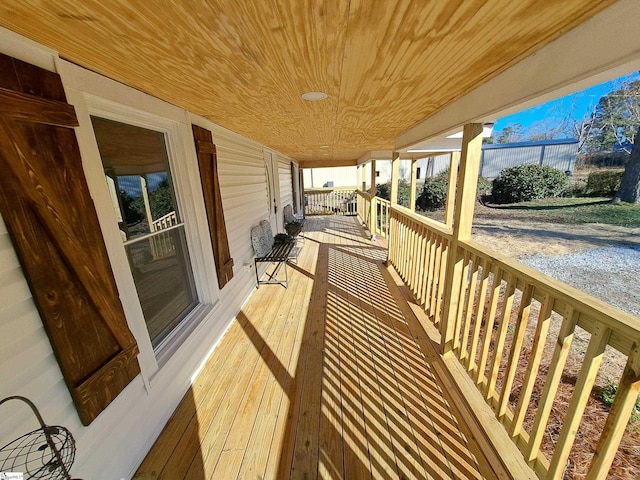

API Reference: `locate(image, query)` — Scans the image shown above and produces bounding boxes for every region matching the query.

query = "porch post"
[390,152,400,205]
[369,160,377,238]
[356,164,361,191]
[409,158,418,211]
[140,175,155,232]
[370,159,377,197]
[301,168,306,217]
[440,123,483,354]
[444,151,461,227]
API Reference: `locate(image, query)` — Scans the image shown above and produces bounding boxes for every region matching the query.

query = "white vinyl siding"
[0,216,79,452]
[210,123,271,271]
[279,158,293,213]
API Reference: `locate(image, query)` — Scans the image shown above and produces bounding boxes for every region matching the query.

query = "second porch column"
[301,168,306,217]
[369,159,377,237]
[440,123,483,354]
[386,152,400,262]
[390,152,400,205]
[409,158,418,211]
[444,152,461,226]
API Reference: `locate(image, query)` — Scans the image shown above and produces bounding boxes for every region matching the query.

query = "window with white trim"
[91,116,198,349]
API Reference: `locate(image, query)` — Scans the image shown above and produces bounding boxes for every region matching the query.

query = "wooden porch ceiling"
[0,1,614,164]
[134,216,518,480]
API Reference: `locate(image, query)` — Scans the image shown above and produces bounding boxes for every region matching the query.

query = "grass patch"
[598,380,640,429]
[479,197,640,227]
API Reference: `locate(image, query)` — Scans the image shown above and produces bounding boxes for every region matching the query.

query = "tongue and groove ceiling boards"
[0,1,615,164]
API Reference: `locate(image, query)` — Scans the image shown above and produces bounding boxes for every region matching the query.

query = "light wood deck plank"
[136,216,508,480]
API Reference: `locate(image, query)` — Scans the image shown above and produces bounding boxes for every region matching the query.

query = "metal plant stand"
[0,396,76,479]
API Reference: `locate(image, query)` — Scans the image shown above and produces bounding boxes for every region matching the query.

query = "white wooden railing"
[152,210,178,231]
[304,187,357,216]
[373,197,390,238]
[150,211,178,259]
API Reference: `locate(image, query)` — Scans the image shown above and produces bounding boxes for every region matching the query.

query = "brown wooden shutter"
[0,53,140,425]
[192,124,234,289]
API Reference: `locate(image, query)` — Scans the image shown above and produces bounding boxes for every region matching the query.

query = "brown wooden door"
[0,53,140,425]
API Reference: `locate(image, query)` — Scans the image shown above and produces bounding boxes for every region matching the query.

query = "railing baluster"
[433,238,447,326]
[467,257,490,373]
[548,322,611,478]
[511,293,554,439]
[486,273,517,400]
[417,226,428,307]
[424,230,436,315]
[476,268,504,386]
[585,344,640,480]
[526,308,578,463]
[459,254,479,363]
[497,283,534,419]
[409,221,418,295]
[453,251,472,353]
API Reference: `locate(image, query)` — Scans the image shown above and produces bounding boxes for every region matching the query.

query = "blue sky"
[493,71,640,135]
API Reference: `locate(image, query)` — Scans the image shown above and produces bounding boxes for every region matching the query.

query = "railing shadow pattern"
[279,217,487,479]
[135,216,494,480]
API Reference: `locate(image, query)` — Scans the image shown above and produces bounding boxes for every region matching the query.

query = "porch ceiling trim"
[297,158,357,169]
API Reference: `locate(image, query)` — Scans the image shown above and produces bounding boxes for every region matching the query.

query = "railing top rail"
[460,238,640,354]
[390,204,453,238]
[153,210,177,222]
[304,187,357,192]
[356,190,373,201]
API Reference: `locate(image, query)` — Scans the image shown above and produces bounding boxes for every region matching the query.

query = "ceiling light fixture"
[301,91,328,101]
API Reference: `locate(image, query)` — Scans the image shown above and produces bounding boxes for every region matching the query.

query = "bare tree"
[614,125,640,203]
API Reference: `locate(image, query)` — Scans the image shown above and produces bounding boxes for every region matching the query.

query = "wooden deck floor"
[134,216,501,480]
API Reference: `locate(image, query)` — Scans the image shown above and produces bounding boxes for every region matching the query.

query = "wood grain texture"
[136,216,501,479]
[193,124,234,289]
[0,1,615,162]
[0,55,139,425]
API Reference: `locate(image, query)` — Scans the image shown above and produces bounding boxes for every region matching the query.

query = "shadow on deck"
[134,216,507,479]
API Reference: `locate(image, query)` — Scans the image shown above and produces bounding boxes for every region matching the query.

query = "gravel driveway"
[521,245,640,318]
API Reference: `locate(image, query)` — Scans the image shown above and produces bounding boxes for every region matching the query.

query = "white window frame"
[63,67,221,387]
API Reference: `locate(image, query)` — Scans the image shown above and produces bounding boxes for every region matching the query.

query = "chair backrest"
[283,204,296,224]
[251,220,275,257]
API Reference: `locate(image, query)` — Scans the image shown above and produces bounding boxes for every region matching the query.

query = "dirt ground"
[471,203,640,259]
[467,204,640,479]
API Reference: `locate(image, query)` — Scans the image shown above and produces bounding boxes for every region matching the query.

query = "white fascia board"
[396,0,640,151]
[0,26,58,71]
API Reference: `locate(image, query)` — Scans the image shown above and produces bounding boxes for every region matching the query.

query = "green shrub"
[415,171,493,211]
[492,164,568,204]
[478,177,493,196]
[376,180,411,207]
[585,170,624,196]
[562,178,587,198]
[417,172,448,211]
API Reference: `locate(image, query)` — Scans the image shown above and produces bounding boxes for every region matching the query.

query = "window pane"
[125,227,197,348]
[91,116,198,349]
